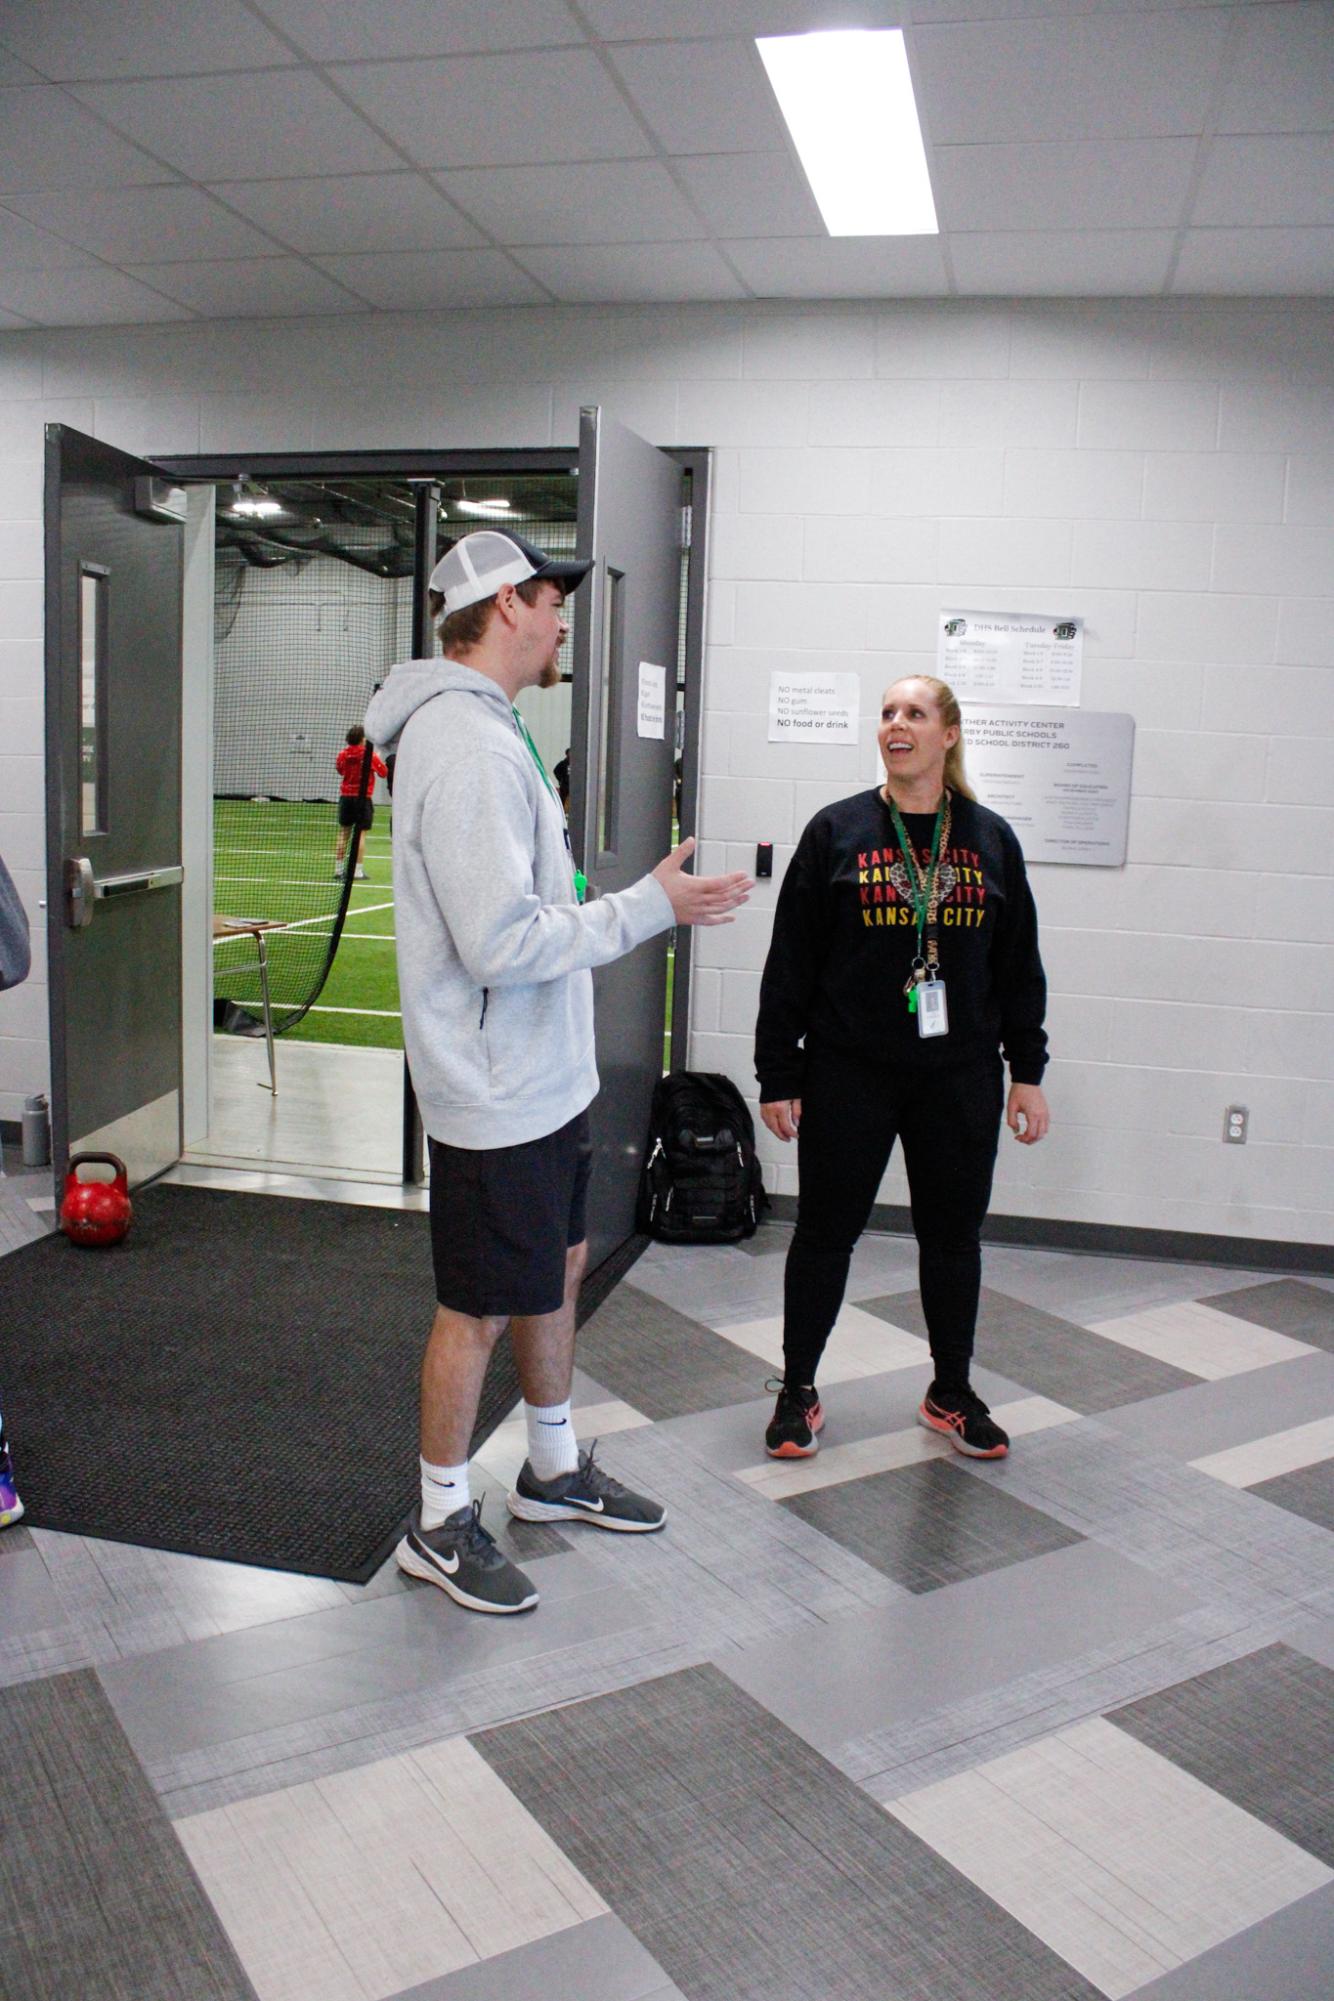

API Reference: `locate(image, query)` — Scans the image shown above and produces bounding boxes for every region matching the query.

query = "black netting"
[211,475,578,1042]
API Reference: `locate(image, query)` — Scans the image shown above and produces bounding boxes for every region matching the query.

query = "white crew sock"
[420,1456,470,1529]
[524,1399,580,1482]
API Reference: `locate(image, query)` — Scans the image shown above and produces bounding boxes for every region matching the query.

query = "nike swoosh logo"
[421,1541,459,1573]
[565,1495,604,1513]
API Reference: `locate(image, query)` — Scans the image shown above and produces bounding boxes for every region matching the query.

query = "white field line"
[302,1004,402,1017]
[213,899,396,937]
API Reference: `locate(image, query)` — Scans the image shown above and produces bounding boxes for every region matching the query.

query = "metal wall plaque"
[962,705,1135,867]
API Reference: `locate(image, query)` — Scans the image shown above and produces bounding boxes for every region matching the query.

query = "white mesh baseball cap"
[427,529,591,614]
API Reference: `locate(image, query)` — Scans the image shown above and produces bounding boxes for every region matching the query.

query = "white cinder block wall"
[0,298,1330,1247]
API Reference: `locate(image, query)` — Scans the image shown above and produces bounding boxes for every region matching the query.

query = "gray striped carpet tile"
[0,1668,257,2001]
[471,1662,1102,2001]
[573,1283,767,1420]
[1108,1642,1334,1866]
[781,1456,1085,1594]
[1248,1462,1334,1534]
[857,1285,1199,1411]
[1197,1280,1334,1350]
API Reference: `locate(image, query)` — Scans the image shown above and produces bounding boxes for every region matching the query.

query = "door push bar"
[64,857,183,928]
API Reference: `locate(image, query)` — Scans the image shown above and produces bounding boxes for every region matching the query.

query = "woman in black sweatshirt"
[755,675,1050,1462]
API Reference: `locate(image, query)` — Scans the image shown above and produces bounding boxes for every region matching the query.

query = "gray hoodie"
[364,658,673,1149]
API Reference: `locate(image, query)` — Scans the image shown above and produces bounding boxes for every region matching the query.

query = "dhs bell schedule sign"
[963,706,1134,868]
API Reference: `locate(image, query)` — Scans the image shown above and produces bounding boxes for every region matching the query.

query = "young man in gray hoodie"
[364,530,751,1614]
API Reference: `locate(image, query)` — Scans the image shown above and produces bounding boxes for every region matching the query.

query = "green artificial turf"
[212,799,677,1062]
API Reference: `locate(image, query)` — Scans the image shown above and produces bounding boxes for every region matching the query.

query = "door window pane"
[595,566,623,859]
[79,566,108,836]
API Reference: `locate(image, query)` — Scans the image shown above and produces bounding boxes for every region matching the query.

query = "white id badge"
[917,979,949,1039]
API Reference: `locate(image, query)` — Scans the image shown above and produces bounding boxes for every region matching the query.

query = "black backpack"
[637,1072,767,1244]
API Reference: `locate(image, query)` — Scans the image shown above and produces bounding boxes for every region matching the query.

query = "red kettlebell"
[60,1152,133,1248]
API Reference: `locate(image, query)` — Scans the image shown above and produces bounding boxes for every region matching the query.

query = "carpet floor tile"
[0,1668,256,2001]
[888,1717,1332,1999]
[1249,1462,1334,1532]
[1194,1280,1334,1350]
[860,1287,1200,1411]
[472,1662,1104,2001]
[176,1739,605,2001]
[1087,1300,1315,1379]
[779,1456,1085,1594]
[1109,1644,1334,1865]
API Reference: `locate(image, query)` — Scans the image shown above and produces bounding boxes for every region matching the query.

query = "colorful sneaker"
[917,1383,1009,1459]
[395,1500,538,1614]
[764,1378,823,1459]
[508,1444,666,1532]
[0,1430,24,1529]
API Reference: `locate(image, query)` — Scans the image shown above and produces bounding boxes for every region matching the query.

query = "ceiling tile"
[609,39,788,154]
[0,0,295,77]
[210,175,484,253]
[580,1,895,34]
[952,230,1176,296]
[123,257,370,317]
[1193,135,1334,228]
[257,0,585,60]
[515,241,747,302]
[1218,3,1334,135]
[69,72,402,180]
[311,249,548,309]
[4,185,281,263]
[0,84,170,191]
[436,160,703,245]
[0,266,195,325]
[0,207,97,269]
[671,152,824,238]
[913,11,1230,143]
[721,235,948,298]
[1174,227,1334,295]
[934,140,1198,232]
[333,49,651,168]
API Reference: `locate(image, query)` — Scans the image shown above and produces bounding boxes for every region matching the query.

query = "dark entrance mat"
[1,1184,644,1581]
[0,1668,256,2001]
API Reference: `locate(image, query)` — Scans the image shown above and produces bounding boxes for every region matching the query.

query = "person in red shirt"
[334,724,388,878]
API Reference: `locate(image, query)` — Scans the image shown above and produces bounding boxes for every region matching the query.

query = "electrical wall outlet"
[1223,1105,1248,1144]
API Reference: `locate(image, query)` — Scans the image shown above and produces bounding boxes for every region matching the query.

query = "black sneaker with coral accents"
[764,1378,824,1459]
[917,1382,1009,1459]
[396,1499,539,1614]
[507,1444,666,1532]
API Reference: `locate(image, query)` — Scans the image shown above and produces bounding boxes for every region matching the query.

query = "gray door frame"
[151,442,712,1225]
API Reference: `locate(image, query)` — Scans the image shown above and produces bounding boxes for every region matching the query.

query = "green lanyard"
[887,793,948,1012]
[513,706,587,904]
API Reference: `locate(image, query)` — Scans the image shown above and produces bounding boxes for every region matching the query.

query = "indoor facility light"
[455,497,513,517]
[228,491,285,519]
[755,28,938,237]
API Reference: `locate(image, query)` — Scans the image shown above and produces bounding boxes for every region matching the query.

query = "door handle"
[93,864,184,900]
[64,856,95,929]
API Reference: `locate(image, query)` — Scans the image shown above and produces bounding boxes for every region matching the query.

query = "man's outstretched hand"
[652,837,752,926]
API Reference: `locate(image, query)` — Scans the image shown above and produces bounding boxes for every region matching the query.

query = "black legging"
[783,1042,1003,1391]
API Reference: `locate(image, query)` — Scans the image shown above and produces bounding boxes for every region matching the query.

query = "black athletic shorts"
[337,796,375,829]
[428,1110,593,1317]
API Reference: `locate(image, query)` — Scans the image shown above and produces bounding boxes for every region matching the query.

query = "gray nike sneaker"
[395,1499,539,1614]
[507,1444,666,1532]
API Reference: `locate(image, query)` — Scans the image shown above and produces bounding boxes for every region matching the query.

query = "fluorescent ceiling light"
[229,495,285,518]
[455,497,513,517]
[756,29,938,237]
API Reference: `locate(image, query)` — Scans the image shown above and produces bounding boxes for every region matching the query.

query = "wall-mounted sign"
[768,670,860,744]
[939,608,1083,706]
[637,660,666,740]
[963,705,1134,867]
